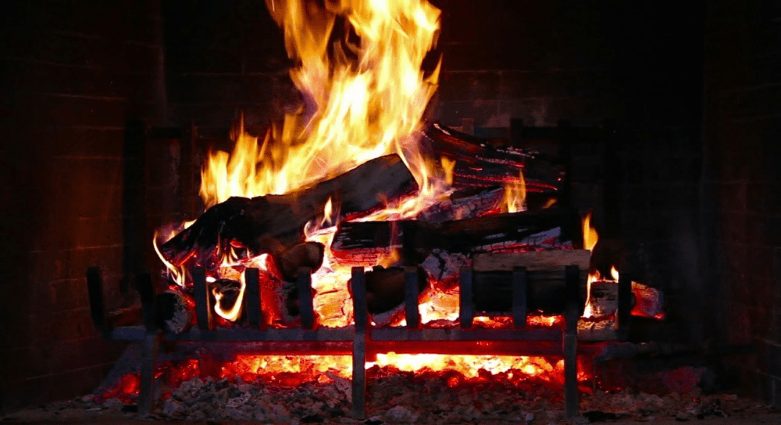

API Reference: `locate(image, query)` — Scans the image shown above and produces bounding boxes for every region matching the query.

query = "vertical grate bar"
[297,268,315,330]
[136,271,157,332]
[512,266,528,329]
[617,271,632,341]
[192,266,213,331]
[564,265,580,418]
[404,267,420,329]
[459,266,474,329]
[86,267,107,335]
[350,267,367,419]
[244,268,261,329]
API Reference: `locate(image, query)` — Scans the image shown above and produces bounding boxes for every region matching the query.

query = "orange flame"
[502,171,526,213]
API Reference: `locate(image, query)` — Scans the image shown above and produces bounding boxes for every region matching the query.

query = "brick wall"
[702,0,781,404]
[0,1,165,412]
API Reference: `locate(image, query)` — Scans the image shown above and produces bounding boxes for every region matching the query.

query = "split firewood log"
[331,208,582,269]
[159,154,417,274]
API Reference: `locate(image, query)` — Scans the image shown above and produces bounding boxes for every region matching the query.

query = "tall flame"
[582,211,599,318]
[200,0,442,208]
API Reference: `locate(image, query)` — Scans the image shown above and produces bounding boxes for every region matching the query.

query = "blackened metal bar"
[564,265,580,418]
[352,331,366,419]
[565,265,580,333]
[86,267,107,335]
[138,333,160,417]
[297,268,315,330]
[244,268,261,329]
[350,267,367,419]
[617,271,632,341]
[192,266,213,330]
[404,267,420,330]
[459,266,474,329]
[512,266,528,329]
[136,271,157,332]
[351,267,368,333]
[564,332,578,418]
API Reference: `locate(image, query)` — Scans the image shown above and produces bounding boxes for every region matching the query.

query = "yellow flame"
[199,0,442,208]
[582,211,599,318]
[502,171,526,213]
[440,156,456,186]
[582,210,598,251]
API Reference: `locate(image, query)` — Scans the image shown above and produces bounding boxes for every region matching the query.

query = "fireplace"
[1,0,780,419]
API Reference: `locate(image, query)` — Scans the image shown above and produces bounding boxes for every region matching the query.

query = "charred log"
[154,290,193,333]
[417,186,504,222]
[275,242,325,282]
[470,250,590,315]
[421,122,564,207]
[349,266,428,316]
[160,154,417,272]
[331,208,582,268]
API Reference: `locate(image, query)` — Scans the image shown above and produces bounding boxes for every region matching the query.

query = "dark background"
[1,0,779,412]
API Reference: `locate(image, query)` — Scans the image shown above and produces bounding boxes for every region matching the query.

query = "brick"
[167,73,276,104]
[1,362,116,412]
[438,71,500,103]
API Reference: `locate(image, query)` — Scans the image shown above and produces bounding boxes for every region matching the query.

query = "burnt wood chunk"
[331,208,582,267]
[422,122,564,208]
[352,266,428,316]
[160,154,417,272]
[277,242,325,282]
[244,268,261,329]
[470,251,591,315]
[154,290,193,334]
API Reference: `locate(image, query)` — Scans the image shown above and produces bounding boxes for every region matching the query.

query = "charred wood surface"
[160,154,417,271]
[331,208,582,267]
[422,122,564,201]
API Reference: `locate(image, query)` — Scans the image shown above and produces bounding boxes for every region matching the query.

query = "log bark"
[160,154,417,272]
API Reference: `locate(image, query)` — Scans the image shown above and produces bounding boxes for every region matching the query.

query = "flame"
[502,171,526,213]
[582,211,599,318]
[198,0,442,208]
[582,210,598,251]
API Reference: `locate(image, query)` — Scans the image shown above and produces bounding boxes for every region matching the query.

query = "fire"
[502,171,526,213]
[199,0,442,208]
[149,0,571,385]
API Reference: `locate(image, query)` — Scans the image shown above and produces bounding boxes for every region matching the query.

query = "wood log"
[421,122,565,205]
[471,250,590,315]
[331,208,582,268]
[275,242,325,282]
[417,186,503,222]
[160,154,417,272]
[348,266,428,316]
[154,290,194,333]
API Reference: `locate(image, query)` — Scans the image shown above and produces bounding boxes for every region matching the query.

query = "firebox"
[2,0,780,419]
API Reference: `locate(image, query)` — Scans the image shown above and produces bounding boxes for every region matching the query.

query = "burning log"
[422,122,564,205]
[417,186,504,222]
[160,154,417,272]
[350,266,428,316]
[155,290,194,334]
[470,250,590,315]
[331,208,582,269]
[275,242,325,282]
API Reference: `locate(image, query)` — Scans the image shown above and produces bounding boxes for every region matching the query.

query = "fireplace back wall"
[1,0,778,413]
